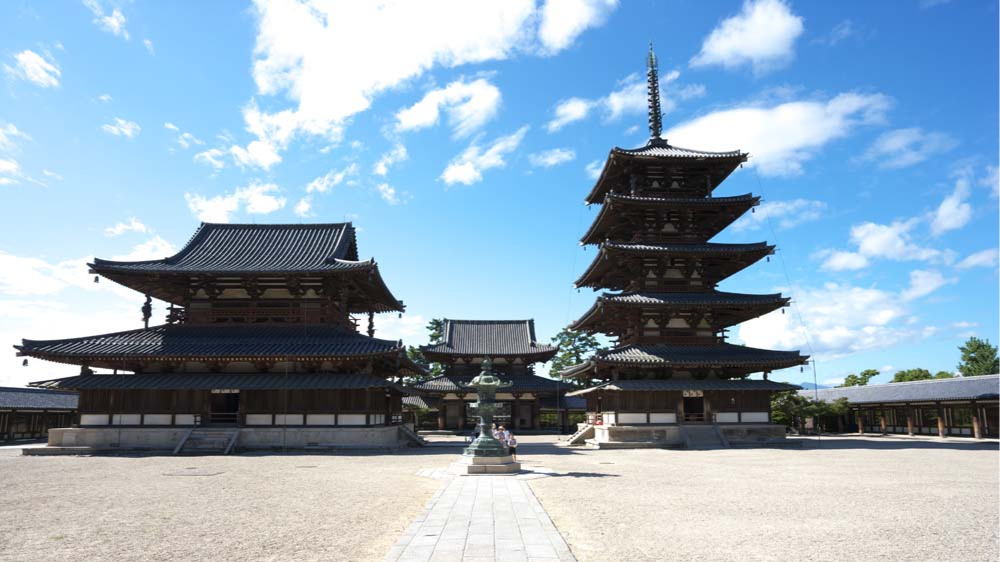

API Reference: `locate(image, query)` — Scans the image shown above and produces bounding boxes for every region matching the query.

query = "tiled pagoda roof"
[560,343,807,379]
[566,378,800,396]
[581,193,759,245]
[420,319,557,361]
[570,291,789,331]
[575,242,774,289]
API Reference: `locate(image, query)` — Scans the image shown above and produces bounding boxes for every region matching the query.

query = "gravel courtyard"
[520,436,1000,562]
[0,436,996,562]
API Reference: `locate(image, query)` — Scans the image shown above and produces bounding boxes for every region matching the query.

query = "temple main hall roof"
[16,324,409,366]
[420,319,558,361]
[413,372,567,394]
[91,222,368,274]
[29,373,411,392]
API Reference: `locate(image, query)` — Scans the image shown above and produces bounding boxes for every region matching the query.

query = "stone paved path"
[383,476,577,562]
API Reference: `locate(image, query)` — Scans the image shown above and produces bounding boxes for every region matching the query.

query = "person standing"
[508,433,518,461]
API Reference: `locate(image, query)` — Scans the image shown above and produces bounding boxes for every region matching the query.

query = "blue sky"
[1,0,997,388]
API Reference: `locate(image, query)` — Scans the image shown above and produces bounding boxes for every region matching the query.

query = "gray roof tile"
[18,324,405,362]
[801,375,1000,404]
[30,373,408,392]
[0,387,78,410]
[567,378,799,396]
[413,373,566,393]
[91,223,369,274]
[595,343,806,368]
[420,319,557,360]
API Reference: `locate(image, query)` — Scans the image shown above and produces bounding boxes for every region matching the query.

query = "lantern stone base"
[449,454,521,474]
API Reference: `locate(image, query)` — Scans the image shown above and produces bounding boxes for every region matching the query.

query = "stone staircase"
[681,424,730,449]
[398,425,428,447]
[563,424,594,446]
[174,427,239,455]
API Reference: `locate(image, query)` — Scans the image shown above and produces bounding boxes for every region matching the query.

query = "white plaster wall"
[112,414,141,425]
[742,412,769,423]
[175,414,196,426]
[143,414,172,425]
[274,414,304,425]
[80,414,108,426]
[307,414,336,425]
[649,413,676,424]
[370,414,384,425]
[618,413,647,424]
[339,414,366,425]
[246,414,272,425]
[604,412,617,425]
[715,413,739,423]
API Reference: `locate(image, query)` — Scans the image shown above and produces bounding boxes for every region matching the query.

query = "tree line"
[838,337,998,387]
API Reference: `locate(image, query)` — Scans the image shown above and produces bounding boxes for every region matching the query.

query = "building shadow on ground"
[794,436,999,451]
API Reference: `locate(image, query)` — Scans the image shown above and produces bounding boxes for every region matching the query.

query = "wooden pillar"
[879,407,887,435]
[512,394,521,431]
[7,411,16,441]
[437,403,446,430]
[936,403,946,438]
[531,400,540,430]
[856,408,864,435]
[906,405,914,436]
[972,402,982,439]
[385,391,392,426]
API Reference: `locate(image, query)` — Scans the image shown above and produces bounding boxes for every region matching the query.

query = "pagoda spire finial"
[647,42,662,140]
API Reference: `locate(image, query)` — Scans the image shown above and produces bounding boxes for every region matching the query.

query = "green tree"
[401,319,445,383]
[838,368,879,387]
[548,328,601,381]
[933,371,956,379]
[771,391,810,432]
[957,337,999,376]
[891,368,932,383]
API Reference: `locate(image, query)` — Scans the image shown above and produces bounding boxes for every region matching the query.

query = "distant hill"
[797,381,831,390]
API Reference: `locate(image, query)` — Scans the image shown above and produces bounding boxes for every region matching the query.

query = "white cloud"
[957,248,999,269]
[395,78,501,138]
[164,122,179,131]
[376,183,400,205]
[0,122,29,152]
[819,251,868,271]
[373,145,408,177]
[97,94,113,103]
[5,50,61,88]
[675,83,707,100]
[862,127,957,169]
[164,123,205,150]
[307,163,358,193]
[604,73,650,122]
[529,148,576,168]
[110,236,176,262]
[84,0,130,40]
[547,98,594,132]
[194,148,226,170]
[979,165,998,199]
[537,0,618,53]
[666,92,891,176]
[104,217,148,236]
[690,0,804,75]
[184,182,287,222]
[0,158,22,185]
[814,20,856,46]
[293,196,312,217]
[101,117,141,138]
[731,199,826,232]
[440,126,528,186]
[737,280,942,360]
[585,159,603,180]
[143,39,154,54]
[930,170,972,236]
[369,313,427,344]
[900,269,954,301]
[231,0,608,169]
[42,170,63,181]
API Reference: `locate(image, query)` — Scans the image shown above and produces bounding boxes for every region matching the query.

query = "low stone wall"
[718,424,786,443]
[46,426,409,451]
[593,425,684,445]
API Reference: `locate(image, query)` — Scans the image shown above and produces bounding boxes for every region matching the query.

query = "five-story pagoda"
[563,47,807,448]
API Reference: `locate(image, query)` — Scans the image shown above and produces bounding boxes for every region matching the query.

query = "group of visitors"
[467,423,519,461]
